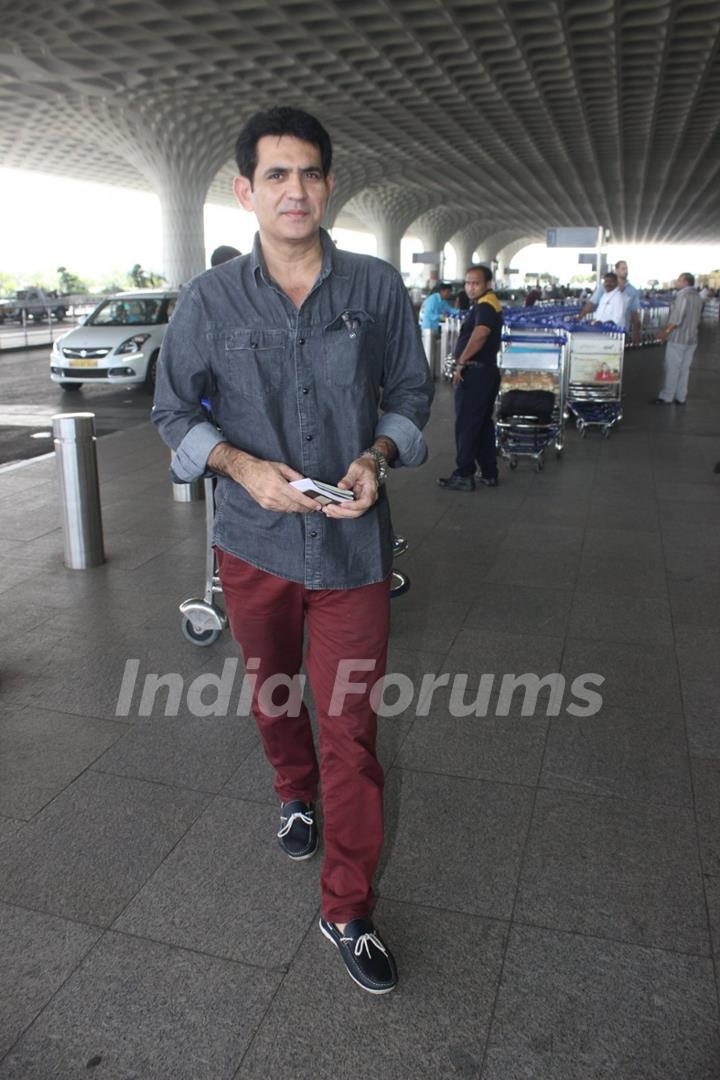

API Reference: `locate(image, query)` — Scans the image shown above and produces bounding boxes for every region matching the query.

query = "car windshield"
[88,297,164,326]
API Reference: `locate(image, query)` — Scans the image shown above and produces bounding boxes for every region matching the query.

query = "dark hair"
[604,271,618,285]
[210,245,241,267]
[235,107,332,183]
[680,272,695,286]
[465,263,493,284]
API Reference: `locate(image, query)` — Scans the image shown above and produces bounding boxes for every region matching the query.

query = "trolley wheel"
[181,615,222,646]
[390,569,410,598]
[535,457,544,473]
[602,425,611,439]
[509,458,518,470]
[578,423,586,438]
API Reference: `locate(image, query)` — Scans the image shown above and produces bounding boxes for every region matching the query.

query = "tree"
[129,264,165,288]
[0,272,18,297]
[56,266,87,294]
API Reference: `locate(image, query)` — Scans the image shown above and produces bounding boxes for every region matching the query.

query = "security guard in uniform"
[438,264,503,491]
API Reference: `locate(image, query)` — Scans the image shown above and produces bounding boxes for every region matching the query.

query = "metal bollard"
[421,328,441,379]
[173,479,204,502]
[170,452,204,501]
[52,413,105,569]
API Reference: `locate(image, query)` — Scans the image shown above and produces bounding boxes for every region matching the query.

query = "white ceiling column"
[496,238,536,283]
[410,209,475,275]
[92,100,233,286]
[345,185,437,270]
[450,224,488,277]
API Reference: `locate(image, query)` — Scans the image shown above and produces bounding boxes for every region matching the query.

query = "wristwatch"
[361,447,388,486]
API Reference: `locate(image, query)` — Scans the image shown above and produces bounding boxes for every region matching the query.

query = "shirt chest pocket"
[224,328,288,400]
[323,309,376,387]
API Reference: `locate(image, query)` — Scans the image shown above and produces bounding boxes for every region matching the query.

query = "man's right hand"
[207,443,320,514]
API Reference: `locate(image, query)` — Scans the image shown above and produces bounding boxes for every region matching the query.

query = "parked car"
[49,290,178,392]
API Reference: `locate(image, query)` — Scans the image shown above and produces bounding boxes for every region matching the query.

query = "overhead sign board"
[546,227,599,248]
[412,251,442,263]
[578,254,607,273]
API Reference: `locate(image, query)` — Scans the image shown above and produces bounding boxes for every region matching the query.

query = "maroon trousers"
[216,548,390,924]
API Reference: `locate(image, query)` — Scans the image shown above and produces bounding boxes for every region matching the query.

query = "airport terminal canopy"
[2,0,720,284]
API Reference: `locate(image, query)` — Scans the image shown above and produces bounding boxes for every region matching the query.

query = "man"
[437,264,502,491]
[651,272,703,404]
[578,259,641,344]
[593,271,628,327]
[419,281,454,332]
[152,106,433,994]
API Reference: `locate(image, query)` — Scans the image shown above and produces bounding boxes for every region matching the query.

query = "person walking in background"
[652,272,704,404]
[437,264,503,491]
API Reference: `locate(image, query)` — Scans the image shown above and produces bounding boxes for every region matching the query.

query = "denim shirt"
[152,229,434,589]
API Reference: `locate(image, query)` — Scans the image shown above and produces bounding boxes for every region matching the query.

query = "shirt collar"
[250,227,343,287]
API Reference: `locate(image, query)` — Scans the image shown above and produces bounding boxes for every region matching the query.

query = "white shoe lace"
[277,809,314,838]
[341,931,388,960]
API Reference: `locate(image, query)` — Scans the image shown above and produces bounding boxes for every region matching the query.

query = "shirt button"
[298,337,306,345]
[302,387,309,394]
[305,434,313,441]
[310,530,318,538]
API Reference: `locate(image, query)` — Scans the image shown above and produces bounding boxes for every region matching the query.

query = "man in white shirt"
[593,272,628,328]
[578,260,641,343]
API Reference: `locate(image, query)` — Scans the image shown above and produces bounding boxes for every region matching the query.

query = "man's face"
[603,276,616,292]
[233,135,333,244]
[464,272,488,302]
[676,275,689,289]
[439,286,452,300]
[615,261,628,281]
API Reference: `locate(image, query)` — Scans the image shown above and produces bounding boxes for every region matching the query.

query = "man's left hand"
[322,455,379,519]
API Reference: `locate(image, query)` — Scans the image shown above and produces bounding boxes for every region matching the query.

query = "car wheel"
[54,307,66,321]
[59,382,82,391]
[144,350,159,391]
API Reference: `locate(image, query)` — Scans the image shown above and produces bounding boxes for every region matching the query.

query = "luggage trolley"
[566,329,625,438]
[179,481,412,647]
[496,328,567,472]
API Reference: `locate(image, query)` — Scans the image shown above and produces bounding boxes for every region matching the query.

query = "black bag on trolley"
[499,389,555,421]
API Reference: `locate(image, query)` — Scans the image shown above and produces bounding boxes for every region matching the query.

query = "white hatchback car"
[50,290,178,392]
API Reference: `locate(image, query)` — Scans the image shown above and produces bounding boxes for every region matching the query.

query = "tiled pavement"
[0,330,719,1079]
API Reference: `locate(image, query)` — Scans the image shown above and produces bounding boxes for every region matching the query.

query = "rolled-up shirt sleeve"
[376,274,434,467]
[151,287,224,481]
